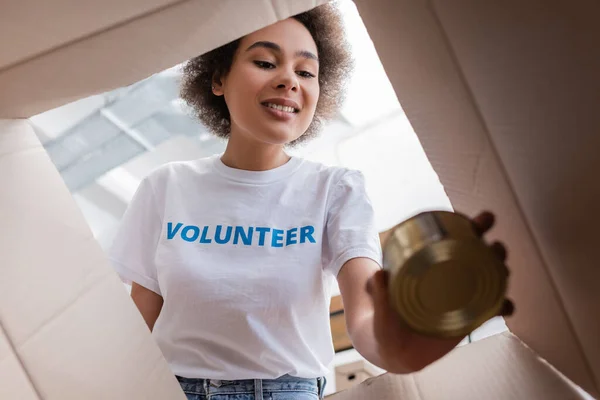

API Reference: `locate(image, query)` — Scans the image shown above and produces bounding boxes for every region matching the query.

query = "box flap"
[0,119,186,399]
[327,333,587,399]
[0,0,180,69]
[0,0,327,118]
[0,325,39,400]
[354,0,600,396]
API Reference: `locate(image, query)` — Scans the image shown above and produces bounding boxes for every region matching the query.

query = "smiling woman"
[109,4,386,400]
[180,4,353,147]
[108,3,512,400]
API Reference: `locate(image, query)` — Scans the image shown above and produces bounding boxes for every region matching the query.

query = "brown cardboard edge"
[326,332,590,399]
[352,0,597,395]
[428,1,600,392]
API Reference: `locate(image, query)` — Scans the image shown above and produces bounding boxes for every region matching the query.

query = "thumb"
[367,269,389,304]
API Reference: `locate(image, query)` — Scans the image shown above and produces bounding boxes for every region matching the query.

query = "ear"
[212,73,225,96]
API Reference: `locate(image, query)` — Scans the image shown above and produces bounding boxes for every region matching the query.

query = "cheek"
[304,85,320,115]
[225,69,262,113]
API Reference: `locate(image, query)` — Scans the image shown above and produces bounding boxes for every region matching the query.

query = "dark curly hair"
[180,3,353,146]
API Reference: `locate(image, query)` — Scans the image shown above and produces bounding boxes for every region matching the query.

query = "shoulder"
[296,158,365,188]
[142,155,217,188]
[294,159,369,213]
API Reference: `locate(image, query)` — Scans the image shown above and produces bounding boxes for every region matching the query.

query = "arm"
[337,257,462,373]
[131,282,164,332]
[337,212,509,373]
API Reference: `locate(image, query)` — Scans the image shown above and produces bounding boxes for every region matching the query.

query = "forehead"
[240,18,318,55]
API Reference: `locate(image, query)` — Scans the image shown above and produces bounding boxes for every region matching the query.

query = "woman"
[109,4,508,399]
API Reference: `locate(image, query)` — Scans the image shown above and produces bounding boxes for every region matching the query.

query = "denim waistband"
[176,374,326,398]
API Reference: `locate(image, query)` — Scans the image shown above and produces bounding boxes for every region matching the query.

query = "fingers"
[366,269,388,299]
[499,298,515,317]
[366,270,396,316]
[490,241,507,262]
[472,213,509,262]
[472,211,495,236]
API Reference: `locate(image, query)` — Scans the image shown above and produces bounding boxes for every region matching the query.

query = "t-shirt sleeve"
[323,170,383,276]
[108,176,163,295]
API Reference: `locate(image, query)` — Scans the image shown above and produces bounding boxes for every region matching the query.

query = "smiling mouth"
[261,102,299,113]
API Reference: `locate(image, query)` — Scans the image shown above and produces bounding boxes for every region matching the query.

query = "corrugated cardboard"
[354,0,600,396]
[328,332,588,400]
[1,0,598,398]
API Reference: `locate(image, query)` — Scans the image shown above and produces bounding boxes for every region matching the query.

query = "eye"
[254,61,275,69]
[296,71,316,79]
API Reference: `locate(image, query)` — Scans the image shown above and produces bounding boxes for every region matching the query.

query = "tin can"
[382,211,509,338]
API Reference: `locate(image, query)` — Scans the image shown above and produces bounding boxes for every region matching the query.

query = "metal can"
[382,211,509,338]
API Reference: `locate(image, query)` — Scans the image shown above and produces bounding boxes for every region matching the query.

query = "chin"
[256,128,301,146]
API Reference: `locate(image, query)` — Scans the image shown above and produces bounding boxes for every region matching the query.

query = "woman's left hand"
[366,211,514,373]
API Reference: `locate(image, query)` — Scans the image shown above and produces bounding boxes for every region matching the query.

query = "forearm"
[349,311,401,372]
[338,258,462,374]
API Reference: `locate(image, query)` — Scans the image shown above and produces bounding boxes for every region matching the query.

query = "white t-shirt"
[109,153,382,380]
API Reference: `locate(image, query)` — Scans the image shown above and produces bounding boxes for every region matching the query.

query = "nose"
[274,68,299,92]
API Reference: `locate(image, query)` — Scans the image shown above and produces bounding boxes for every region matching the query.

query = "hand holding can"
[381,211,513,339]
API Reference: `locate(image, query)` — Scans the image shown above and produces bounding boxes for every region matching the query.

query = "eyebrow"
[246,41,319,62]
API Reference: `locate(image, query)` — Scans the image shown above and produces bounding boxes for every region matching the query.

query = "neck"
[220,128,291,171]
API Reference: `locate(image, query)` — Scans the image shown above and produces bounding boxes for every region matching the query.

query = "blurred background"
[27,1,506,394]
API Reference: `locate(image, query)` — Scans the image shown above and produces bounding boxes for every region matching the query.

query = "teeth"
[265,103,296,113]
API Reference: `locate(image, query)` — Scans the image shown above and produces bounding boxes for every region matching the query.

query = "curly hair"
[180,2,353,146]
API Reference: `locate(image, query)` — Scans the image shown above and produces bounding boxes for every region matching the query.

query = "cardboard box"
[334,359,381,392]
[0,0,328,118]
[0,119,187,399]
[1,0,598,398]
[353,0,600,396]
[327,333,589,400]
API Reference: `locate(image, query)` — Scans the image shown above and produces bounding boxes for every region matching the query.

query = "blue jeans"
[176,374,326,400]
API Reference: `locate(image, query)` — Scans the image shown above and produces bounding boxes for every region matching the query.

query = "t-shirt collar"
[211,153,303,184]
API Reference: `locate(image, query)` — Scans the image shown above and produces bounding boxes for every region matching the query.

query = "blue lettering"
[255,227,270,246]
[181,225,200,242]
[199,226,212,243]
[286,228,298,246]
[169,224,315,247]
[233,226,253,245]
[215,225,232,244]
[167,222,183,240]
[300,226,316,244]
[271,229,284,247]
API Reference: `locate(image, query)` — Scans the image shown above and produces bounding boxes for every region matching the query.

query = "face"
[213,18,320,146]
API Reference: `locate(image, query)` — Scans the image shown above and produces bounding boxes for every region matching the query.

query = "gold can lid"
[390,239,508,338]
